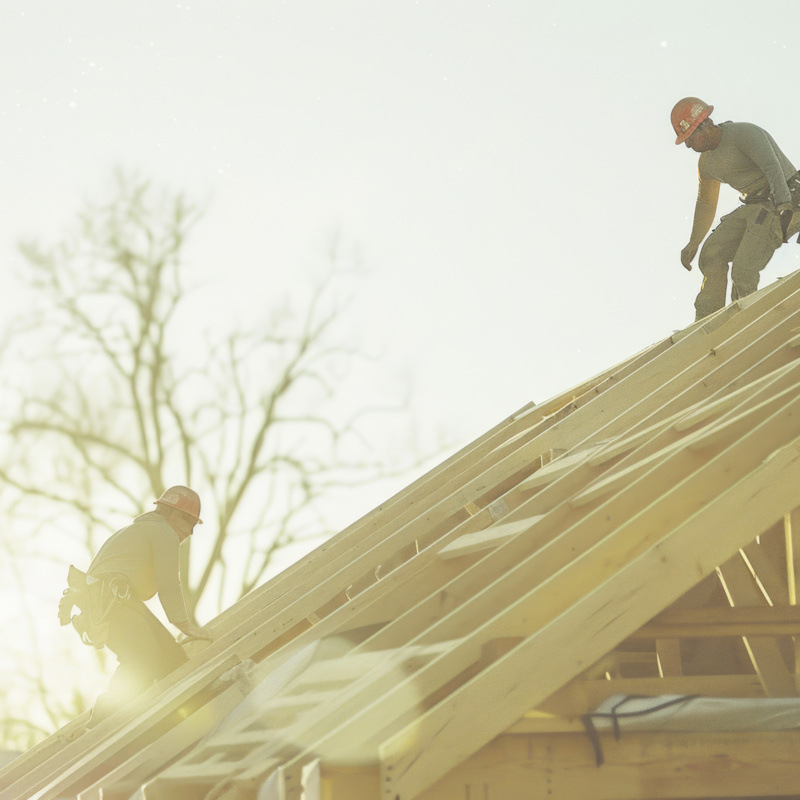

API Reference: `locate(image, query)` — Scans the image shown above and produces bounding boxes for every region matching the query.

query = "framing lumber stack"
[5,270,800,800]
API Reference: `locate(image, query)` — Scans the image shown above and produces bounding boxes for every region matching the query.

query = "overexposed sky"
[3,0,800,499]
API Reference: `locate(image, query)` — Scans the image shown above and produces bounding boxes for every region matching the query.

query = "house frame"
[5,268,800,800]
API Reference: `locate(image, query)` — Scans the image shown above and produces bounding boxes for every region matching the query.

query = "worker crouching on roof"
[672,97,800,320]
[59,485,212,724]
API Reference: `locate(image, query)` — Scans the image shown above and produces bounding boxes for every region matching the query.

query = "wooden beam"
[742,520,788,606]
[629,604,800,639]
[414,731,800,800]
[63,277,800,800]
[437,516,546,560]
[575,352,800,510]
[153,340,800,797]
[265,371,800,795]
[61,421,557,800]
[618,295,800,441]
[718,555,796,697]
[380,416,800,798]
[786,507,800,691]
[538,675,765,717]
[319,764,380,800]
[785,509,800,605]
[6,397,549,799]
[656,639,683,676]
[200,276,800,792]
[2,653,242,800]
[75,685,250,800]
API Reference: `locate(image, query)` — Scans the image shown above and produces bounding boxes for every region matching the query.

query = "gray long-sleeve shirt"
[88,510,190,627]
[688,121,796,247]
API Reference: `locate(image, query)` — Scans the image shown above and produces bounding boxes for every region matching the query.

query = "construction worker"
[672,97,800,320]
[59,485,212,724]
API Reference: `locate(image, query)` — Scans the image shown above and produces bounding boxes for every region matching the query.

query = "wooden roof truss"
[5,271,800,799]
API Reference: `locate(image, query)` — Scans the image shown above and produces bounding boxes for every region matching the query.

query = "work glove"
[680,243,698,272]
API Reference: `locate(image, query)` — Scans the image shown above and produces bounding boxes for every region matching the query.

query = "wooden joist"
[214,376,800,794]
[10,268,800,800]
[413,731,800,800]
[630,604,800,639]
[379,419,800,798]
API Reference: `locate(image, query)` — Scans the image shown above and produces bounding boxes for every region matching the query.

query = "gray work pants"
[695,203,783,320]
[90,599,188,723]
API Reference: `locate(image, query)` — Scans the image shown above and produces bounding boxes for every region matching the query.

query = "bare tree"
[0,171,419,745]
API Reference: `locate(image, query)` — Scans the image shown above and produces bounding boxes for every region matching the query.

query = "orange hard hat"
[155,485,203,524]
[671,97,714,144]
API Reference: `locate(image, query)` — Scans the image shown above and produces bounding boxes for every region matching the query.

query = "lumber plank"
[261,386,800,794]
[40,269,800,799]
[363,367,800,662]
[572,344,800,508]
[3,653,242,800]
[495,297,800,533]
[672,359,799,432]
[0,713,91,790]
[6,407,543,796]
[436,516,545,560]
[630,604,800,639]
[414,731,800,800]
[194,397,544,636]
[75,683,248,800]
[718,555,796,697]
[370,360,800,652]
[380,426,800,798]
[655,639,682,676]
[669,267,798,344]
[784,508,800,608]
[539,675,765,716]
[574,380,800,509]
[473,289,800,506]
[742,521,789,606]
[319,764,380,800]
[785,507,800,691]
[634,303,800,432]
[516,443,607,490]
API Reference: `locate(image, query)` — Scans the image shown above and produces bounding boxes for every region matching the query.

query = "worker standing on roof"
[672,97,800,320]
[59,485,212,724]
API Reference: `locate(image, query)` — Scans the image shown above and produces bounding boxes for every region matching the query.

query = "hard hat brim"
[674,104,714,144]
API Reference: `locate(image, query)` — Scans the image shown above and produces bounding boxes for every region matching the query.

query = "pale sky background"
[3,0,800,731]
[3,1,800,465]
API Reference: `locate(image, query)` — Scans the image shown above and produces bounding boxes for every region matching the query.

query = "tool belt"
[58,565,131,649]
[782,172,800,243]
[741,172,800,243]
[789,172,800,205]
[741,172,800,206]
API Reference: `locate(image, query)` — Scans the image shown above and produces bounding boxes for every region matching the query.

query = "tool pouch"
[59,565,120,648]
[72,610,109,650]
[57,590,77,626]
[780,172,800,243]
[789,172,800,206]
[780,209,794,243]
[58,565,89,626]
